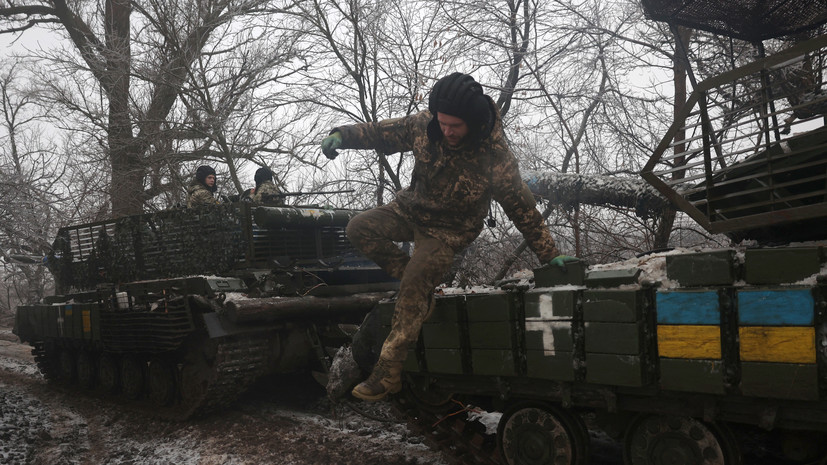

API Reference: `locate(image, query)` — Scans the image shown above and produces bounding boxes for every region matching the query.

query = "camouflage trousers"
[346,202,459,363]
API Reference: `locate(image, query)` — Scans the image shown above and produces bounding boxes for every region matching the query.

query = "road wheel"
[97,353,120,394]
[498,401,589,465]
[57,347,77,384]
[404,375,456,414]
[623,414,741,465]
[120,357,146,400]
[76,349,96,390]
[148,358,177,407]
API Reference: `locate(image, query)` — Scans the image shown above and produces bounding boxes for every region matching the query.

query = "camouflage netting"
[49,204,246,293]
[641,0,827,41]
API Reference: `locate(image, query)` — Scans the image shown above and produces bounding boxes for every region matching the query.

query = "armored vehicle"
[13,202,397,419]
[357,3,827,465]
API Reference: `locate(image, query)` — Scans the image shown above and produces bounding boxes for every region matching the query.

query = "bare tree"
[0,0,303,216]
[0,61,67,313]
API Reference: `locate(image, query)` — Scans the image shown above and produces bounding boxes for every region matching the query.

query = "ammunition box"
[738,326,816,364]
[586,353,646,387]
[737,288,815,326]
[534,260,587,287]
[524,290,577,319]
[659,358,725,394]
[666,250,737,286]
[427,297,461,323]
[740,362,819,400]
[525,321,574,352]
[403,350,420,372]
[376,301,395,326]
[657,325,722,359]
[526,350,575,381]
[585,268,642,288]
[583,290,644,322]
[744,247,822,284]
[585,322,643,354]
[422,322,462,349]
[656,290,721,325]
[466,293,515,321]
[468,321,514,349]
[471,349,516,376]
[424,349,463,374]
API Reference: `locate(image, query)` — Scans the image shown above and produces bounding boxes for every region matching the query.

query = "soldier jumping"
[321,72,576,401]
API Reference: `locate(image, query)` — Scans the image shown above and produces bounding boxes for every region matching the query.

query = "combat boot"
[351,357,402,401]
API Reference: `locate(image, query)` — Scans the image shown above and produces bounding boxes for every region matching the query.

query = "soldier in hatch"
[187,165,220,208]
[251,167,284,205]
[321,72,576,401]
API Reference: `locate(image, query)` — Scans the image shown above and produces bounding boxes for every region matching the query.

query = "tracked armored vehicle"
[13,202,397,419]
[359,3,827,465]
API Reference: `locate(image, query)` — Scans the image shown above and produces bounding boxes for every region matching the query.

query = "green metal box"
[62,305,75,339]
[465,293,514,321]
[585,322,643,354]
[376,300,395,326]
[666,250,737,287]
[428,297,461,323]
[70,305,84,340]
[471,349,516,376]
[424,349,464,374]
[744,247,822,284]
[403,350,420,372]
[659,358,725,395]
[525,321,574,352]
[90,305,102,342]
[39,306,51,338]
[583,290,644,322]
[586,353,646,387]
[468,321,515,349]
[524,290,577,319]
[422,322,462,349]
[740,362,819,401]
[585,268,642,288]
[534,261,587,287]
[526,350,575,381]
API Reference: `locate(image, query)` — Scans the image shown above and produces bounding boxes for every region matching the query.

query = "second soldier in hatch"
[321,72,577,402]
[252,167,284,205]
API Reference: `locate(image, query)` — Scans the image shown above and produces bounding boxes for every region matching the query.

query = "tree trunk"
[106,0,144,217]
[653,26,692,248]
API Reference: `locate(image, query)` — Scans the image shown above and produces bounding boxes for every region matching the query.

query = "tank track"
[30,335,271,421]
[171,335,271,420]
[31,342,55,381]
[392,391,501,465]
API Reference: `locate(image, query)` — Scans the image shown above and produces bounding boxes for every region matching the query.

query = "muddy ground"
[1,323,462,465]
[2,319,794,465]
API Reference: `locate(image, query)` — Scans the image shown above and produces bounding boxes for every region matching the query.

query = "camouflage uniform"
[252,180,284,205]
[187,181,218,208]
[338,100,559,363]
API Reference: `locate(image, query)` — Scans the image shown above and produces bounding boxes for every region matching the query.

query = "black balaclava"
[426,72,494,145]
[195,165,217,193]
[254,167,274,189]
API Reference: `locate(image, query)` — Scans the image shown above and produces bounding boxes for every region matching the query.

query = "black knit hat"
[254,167,273,188]
[195,165,217,192]
[195,165,216,182]
[426,72,493,143]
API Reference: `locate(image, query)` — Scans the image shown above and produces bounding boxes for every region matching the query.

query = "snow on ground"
[0,328,449,465]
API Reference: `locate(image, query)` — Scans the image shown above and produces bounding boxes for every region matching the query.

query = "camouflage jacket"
[334,102,559,261]
[253,180,284,205]
[187,181,218,208]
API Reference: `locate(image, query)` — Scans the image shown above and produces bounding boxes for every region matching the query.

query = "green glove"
[321,131,343,160]
[548,255,578,270]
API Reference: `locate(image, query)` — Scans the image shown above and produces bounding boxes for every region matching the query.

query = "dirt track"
[0,322,640,465]
[0,325,448,465]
